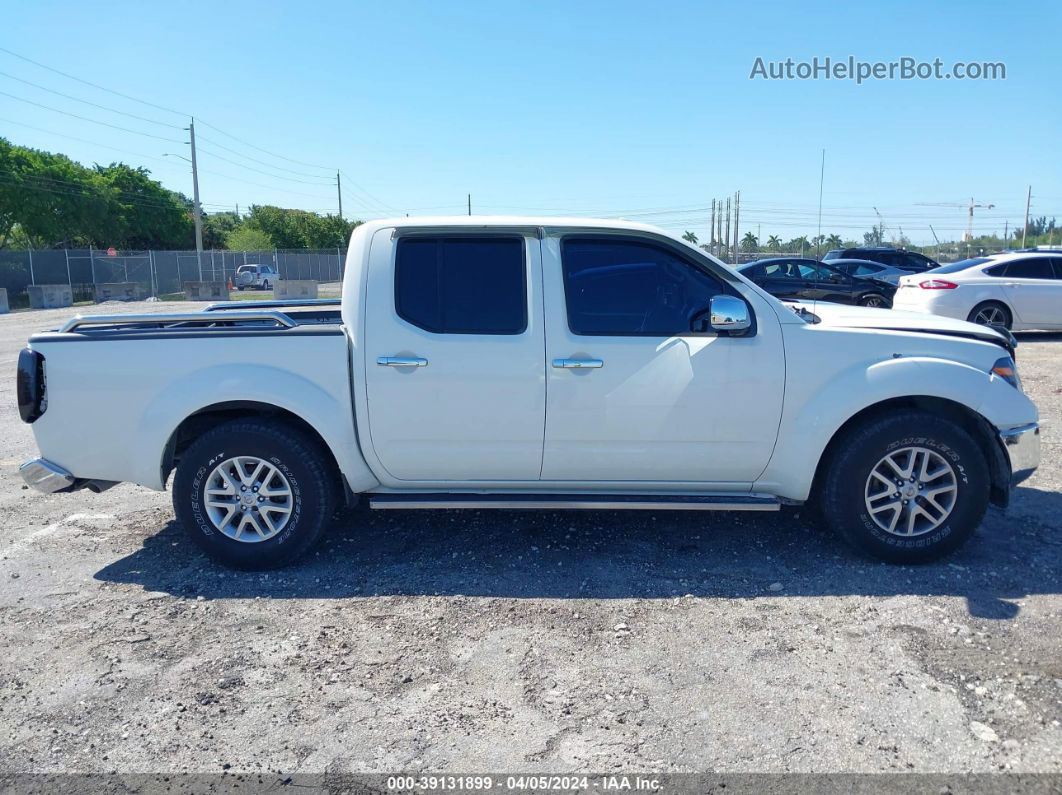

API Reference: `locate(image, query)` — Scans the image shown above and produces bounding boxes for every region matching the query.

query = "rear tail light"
[16,348,47,423]
[919,279,958,289]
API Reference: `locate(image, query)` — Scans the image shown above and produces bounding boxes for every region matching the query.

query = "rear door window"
[395,236,527,334]
[1005,258,1054,280]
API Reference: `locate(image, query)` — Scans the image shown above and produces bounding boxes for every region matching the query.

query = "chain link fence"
[0,248,346,309]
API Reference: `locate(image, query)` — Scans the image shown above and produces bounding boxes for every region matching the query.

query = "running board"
[368,493,781,511]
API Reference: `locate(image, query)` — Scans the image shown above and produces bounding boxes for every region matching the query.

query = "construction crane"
[916,198,995,242]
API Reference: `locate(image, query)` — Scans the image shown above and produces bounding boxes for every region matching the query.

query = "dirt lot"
[0,300,1060,779]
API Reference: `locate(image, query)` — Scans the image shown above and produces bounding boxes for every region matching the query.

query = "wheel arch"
[162,401,354,500]
[811,395,1010,508]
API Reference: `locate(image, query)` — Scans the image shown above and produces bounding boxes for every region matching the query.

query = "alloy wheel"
[864,446,958,537]
[203,455,294,542]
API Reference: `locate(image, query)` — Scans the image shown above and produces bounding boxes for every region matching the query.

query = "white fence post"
[27,249,35,285]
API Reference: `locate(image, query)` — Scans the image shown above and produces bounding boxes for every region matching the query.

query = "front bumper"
[1000,422,1040,486]
[19,458,75,493]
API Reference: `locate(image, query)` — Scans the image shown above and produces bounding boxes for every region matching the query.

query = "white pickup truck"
[18,217,1040,569]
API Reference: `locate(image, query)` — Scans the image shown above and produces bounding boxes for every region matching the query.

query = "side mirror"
[709,295,752,335]
[829,272,844,283]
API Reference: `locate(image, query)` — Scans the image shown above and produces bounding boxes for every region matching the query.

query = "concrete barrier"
[182,281,230,301]
[274,280,319,299]
[95,282,147,302]
[27,284,73,309]
[0,288,8,314]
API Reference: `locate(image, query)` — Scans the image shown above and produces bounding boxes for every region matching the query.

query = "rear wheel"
[859,293,890,308]
[173,418,338,569]
[819,411,989,563]
[967,301,1012,329]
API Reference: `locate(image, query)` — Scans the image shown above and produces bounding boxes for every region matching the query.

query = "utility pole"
[732,191,740,263]
[717,200,723,257]
[724,198,731,262]
[187,118,204,279]
[1003,220,1008,250]
[1022,185,1032,248]
[468,194,472,216]
[710,199,716,254]
[336,171,343,219]
[816,148,825,257]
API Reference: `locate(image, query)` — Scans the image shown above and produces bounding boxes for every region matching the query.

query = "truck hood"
[789,301,1016,356]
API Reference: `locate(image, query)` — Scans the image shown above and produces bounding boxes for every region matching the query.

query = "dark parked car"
[738,257,896,308]
[822,247,938,272]
[823,258,910,285]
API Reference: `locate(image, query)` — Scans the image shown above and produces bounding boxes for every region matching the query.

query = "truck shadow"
[94,486,1062,619]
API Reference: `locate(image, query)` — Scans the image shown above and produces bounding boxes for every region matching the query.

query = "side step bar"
[369,493,781,511]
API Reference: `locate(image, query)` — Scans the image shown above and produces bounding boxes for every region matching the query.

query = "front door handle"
[552,358,603,369]
[377,356,428,367]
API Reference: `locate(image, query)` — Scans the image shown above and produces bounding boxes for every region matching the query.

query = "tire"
[819,410,990,563]
[173,418,338,570]
[859,293,890,309]
[967,301,1012,329]
[262,281,271,291]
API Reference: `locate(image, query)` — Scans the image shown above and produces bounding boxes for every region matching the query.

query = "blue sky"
[2,0,1059,245]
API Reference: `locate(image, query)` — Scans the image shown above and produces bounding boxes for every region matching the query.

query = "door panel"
[541,234,785,483]
[1000,258,1062,324]
[363,231,546,481]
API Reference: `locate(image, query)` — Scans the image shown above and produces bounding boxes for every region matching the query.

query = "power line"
[194,144,335,185]
[196,133,336,180]
[0,70,182,129]
[0,47,400,215]
[194,118,333,171]
[0,116,187,167]
[0,45,187,117]
[0,89,182,143]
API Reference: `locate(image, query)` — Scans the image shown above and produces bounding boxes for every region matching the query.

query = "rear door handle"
[377,356,428,367]
[552,358,603,369]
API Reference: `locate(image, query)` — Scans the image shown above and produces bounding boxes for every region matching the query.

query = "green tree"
[766,235,782,251]
[825,234,843,249]
[0,137,108,248]
[94,162,193,249]
[226,226,274,251]
[203,211,242,249]
[741,231,759,251]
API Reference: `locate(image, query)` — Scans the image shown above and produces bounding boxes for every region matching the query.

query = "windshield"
[928,257,992,274]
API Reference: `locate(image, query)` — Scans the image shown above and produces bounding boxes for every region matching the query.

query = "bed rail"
[202,298,342,312]
[58,310,297,333]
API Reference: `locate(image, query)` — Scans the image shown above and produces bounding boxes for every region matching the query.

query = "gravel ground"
[0,300,1059,779]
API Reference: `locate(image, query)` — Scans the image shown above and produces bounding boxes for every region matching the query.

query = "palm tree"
[825,234,843,249]
[766,235,782,252]
[741,232,759,252]
[682,231,699,244]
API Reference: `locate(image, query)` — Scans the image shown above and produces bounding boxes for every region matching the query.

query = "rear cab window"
[395,236,527,334]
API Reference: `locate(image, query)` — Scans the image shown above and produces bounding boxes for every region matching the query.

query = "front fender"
[755,355,1027,501]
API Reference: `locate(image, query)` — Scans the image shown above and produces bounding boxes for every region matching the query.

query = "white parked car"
[18,217,1039,569]
[893,252,1062,330]
[234,263,278,291]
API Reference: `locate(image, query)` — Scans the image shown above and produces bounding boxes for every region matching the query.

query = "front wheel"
[859,293,890,308]
[819,411,990,563]
[173,418,338,569]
